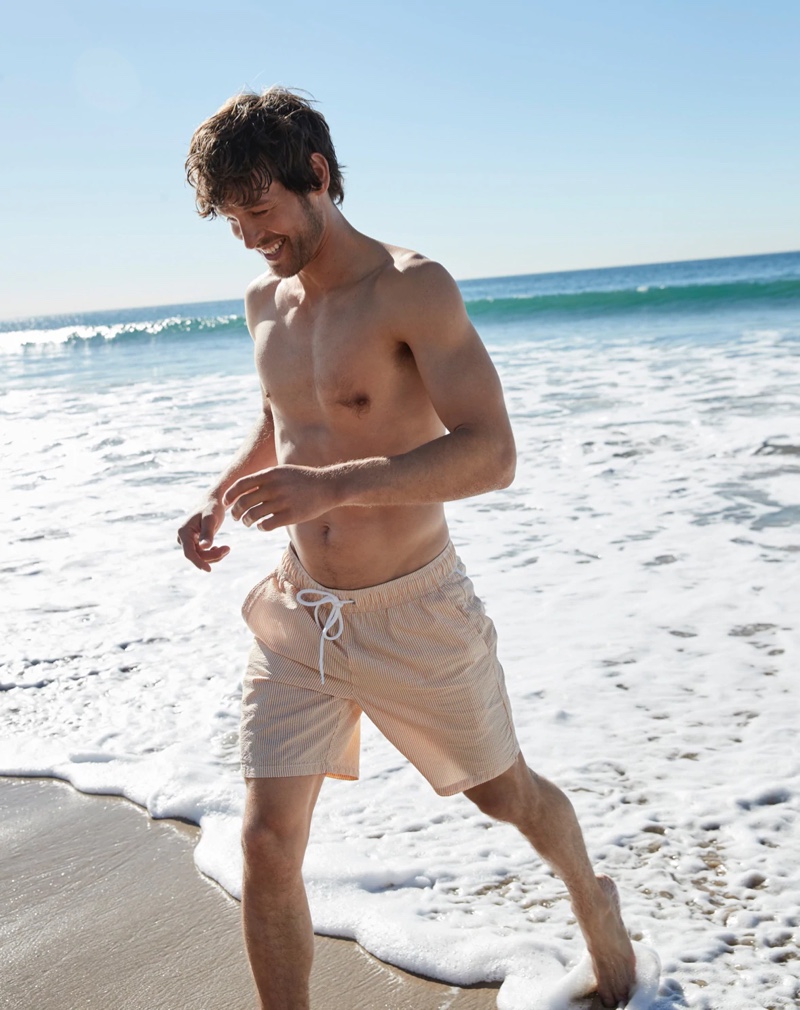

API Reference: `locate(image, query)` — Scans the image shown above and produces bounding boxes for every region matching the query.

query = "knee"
[464,757,540,824]
[466,783,519,822]
[241,816,307,883]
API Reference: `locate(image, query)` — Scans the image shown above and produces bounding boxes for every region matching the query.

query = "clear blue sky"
[1,0,798,318]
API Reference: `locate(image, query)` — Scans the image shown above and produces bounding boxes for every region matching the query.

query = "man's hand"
[224,465,342,532]
[177,497,230,572]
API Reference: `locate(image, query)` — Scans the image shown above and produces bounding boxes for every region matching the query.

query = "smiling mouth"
[259,237,286,260]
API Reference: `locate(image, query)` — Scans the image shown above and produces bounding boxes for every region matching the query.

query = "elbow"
[456,424,516,492]
[494,441,516,490]
[497,458,516,490]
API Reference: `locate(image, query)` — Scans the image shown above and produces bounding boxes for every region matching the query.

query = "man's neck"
[296,209,386,296]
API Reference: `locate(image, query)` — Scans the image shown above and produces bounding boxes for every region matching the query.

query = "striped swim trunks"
[240,542,519,796]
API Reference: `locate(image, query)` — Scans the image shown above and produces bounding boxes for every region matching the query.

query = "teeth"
[262,238,284,255]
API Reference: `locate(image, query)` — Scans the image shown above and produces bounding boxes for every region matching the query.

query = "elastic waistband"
[277,541,459,613]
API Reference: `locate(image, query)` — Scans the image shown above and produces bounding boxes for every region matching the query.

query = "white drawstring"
[296,589,355,684]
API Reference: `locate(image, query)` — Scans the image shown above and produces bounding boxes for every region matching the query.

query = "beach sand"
[0,776,499,1010]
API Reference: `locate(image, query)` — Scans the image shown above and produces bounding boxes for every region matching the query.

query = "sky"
[1,0,798,319]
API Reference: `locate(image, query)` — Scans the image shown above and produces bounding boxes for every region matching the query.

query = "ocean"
[2,252,799,1009]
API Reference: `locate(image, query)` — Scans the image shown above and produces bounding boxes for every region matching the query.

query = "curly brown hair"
[185,87,344,217]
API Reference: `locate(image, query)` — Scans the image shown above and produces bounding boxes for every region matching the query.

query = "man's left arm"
[225,261,516,529]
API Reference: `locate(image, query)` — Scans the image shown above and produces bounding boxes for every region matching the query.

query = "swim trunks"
[240,542,519,796]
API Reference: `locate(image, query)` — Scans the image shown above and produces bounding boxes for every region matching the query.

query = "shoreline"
[1,775,498,1010]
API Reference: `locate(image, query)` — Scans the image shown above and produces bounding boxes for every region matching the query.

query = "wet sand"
[0,776,498,1010]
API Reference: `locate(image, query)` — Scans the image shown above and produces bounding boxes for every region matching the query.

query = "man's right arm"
[178,277,278,571]
[177,401,277,571]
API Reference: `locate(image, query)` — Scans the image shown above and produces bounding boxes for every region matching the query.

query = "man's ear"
[309,152,330,195]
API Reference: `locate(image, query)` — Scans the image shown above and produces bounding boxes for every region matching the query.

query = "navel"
[338,393,371,417]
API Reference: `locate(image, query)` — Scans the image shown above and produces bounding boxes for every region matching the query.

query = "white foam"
[0,314,240,354]
[496,944,660,1010]
[2,328,799,1008]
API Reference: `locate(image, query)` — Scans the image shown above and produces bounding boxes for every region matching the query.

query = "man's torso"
[248,242,450,589]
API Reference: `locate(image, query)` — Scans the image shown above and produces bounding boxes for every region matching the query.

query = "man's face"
[221,180,324,278]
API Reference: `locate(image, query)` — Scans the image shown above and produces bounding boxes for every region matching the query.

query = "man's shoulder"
[380,243,450,281]
[376,245,464,312]
[244,273,280,333]
[245,272,280,308]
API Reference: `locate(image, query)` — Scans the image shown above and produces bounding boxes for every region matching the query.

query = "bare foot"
[574,874,636,1008]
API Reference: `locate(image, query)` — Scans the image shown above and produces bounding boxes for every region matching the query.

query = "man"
[178,87,636,1010]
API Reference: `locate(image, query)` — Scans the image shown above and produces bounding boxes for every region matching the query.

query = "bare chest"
[253,304,413,420]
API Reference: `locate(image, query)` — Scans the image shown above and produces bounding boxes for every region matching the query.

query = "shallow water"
[2,254,799,1008]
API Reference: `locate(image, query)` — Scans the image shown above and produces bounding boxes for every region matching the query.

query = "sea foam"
[2,313,799,1008]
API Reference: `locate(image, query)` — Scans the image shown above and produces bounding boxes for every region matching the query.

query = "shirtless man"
[178,88,636,1010]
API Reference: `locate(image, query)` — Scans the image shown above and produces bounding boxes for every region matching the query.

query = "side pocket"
[241,571,276,626]
[455,572,487,630]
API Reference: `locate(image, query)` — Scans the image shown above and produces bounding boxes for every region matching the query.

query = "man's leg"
[241,774,325,1010]
[464,754,636,1008]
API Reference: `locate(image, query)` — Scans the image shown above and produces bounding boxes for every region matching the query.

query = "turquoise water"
[2,251,798,391]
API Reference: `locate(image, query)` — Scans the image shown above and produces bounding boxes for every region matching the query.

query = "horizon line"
[2,247,798,326]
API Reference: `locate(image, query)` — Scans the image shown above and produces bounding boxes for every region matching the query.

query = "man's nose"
[239,223,261,250]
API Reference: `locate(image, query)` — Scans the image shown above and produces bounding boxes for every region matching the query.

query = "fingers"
[177,530,207,570]
[238,501,279,527]
[229,487,275,523]
[176,524,200,565]
[236,498,294,531]
[255,513,286,533]
[226,502,287,532]
[225,467,318,530]
[198,512,218,547]
[223,471,267,510]
[178,540,231,572]
[200,544,231,562]
[177,518,230,572]
[222,479,243,509]
[231,505,286,532]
